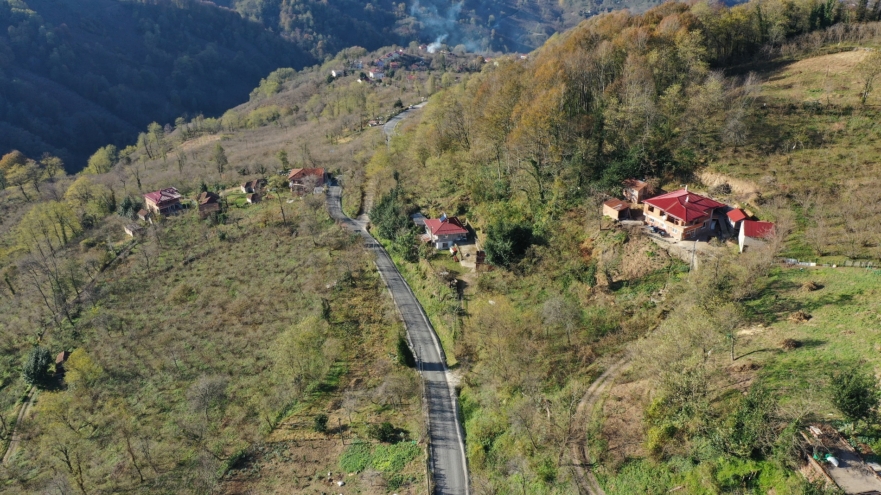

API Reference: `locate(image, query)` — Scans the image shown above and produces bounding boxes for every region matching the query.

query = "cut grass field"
[743,266,881,413]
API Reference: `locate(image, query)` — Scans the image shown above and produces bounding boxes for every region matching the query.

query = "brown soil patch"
[789,311,812,323]
[600,377,651,469]
[780,338,802,351]
[617,233,671,282]
[802,281,822,292]
[729,361,762,373]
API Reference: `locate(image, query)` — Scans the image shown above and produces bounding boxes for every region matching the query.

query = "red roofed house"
[739,220,775,253]
[727,208,748,230]
[603,199,631,220]
[424,215,468,249]
[643,188,726,240]
[144,187,182,216]
[288,168,328,194]
[622,178,657,204]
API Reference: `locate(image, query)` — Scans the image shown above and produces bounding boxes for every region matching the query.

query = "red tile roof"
[644,189,726,222]
[425,217,468,236]
[603,199,630,211]
[144,187,181,204]
[742,220,775,239]
[727,209,748,223]
[288,168,326,181]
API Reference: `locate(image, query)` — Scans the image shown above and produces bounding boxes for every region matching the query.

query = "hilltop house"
[197,191,221,219]
[288,168,328,194]
[369,70,384,80]
[622,178,656,204]
[643,189,726,241]
[144,187,182,216]
[739,220,775,253]
[602,199,631,220]
[424,215,468,249]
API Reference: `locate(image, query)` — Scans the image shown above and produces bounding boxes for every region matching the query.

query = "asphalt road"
[383,102,427,140]
[327,186,469,495]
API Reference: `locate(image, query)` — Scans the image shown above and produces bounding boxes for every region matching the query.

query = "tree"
[6,161,42,201]
[84,145,118,174]
[276,150,289,169]
[212,143,228,177]
[830,367,879,423]
[857,51,881,106]
[23,346,53,387]
[187,375,229,424]
[0,150,27,172]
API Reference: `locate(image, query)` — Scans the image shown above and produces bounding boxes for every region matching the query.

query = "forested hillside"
[358,0,881,491]
[0,0,314,171]
[0,47,465,493]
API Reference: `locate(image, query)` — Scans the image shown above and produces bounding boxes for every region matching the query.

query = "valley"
[2,0,881,493]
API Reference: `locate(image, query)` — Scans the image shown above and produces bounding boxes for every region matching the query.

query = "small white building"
[727,208,748,230]
[739,220,775,253]
[369,70,384,80]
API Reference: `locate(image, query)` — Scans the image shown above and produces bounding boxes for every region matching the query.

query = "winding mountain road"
[327,186,469,495]
[383,102,427,142]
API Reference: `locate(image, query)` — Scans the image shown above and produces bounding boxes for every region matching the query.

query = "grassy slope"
[595,44,881,494]
[0,46,467,493]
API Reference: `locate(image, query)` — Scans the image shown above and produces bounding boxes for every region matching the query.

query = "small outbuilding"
[739,220,775,253]
[602,199,631,221]
[246,193,260,204]
[137,209,152,222]
[727,208,748,230]
[124,224,143,237]
[623,178,657,204]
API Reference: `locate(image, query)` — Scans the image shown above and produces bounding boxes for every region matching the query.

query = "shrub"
[368,421,397,443]
[313,414,328,433]
[830,367,879,423]
[396,335,415,368]
[340,442,371,472]
[483,219,533,268]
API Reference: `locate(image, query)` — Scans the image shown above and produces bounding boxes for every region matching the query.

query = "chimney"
[685,184,689,192]
[686,195,690,203]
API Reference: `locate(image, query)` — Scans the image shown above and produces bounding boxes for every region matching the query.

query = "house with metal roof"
[642,188,726,240]
[424,215,468,249]
[739,220,775,253]
[143,187,182,216]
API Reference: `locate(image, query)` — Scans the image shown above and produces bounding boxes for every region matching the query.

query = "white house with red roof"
[727,208,748,230]
[143,187,182,216]
[643,188,727,240]
[424,214,468,249]
[739,220,775,253]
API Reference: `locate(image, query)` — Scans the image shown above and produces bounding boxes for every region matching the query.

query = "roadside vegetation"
[359,0,881,492]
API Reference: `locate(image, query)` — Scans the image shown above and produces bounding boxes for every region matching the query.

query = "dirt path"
[2,385,36,464]
[2,240,136,465]
[571,357,631,495]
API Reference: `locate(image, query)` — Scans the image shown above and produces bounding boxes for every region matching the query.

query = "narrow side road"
[2,385,36,464]
[327,186,469,495]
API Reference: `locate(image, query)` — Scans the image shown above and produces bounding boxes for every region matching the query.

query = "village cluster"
[123,167,329,236]
[604,179,776,253]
